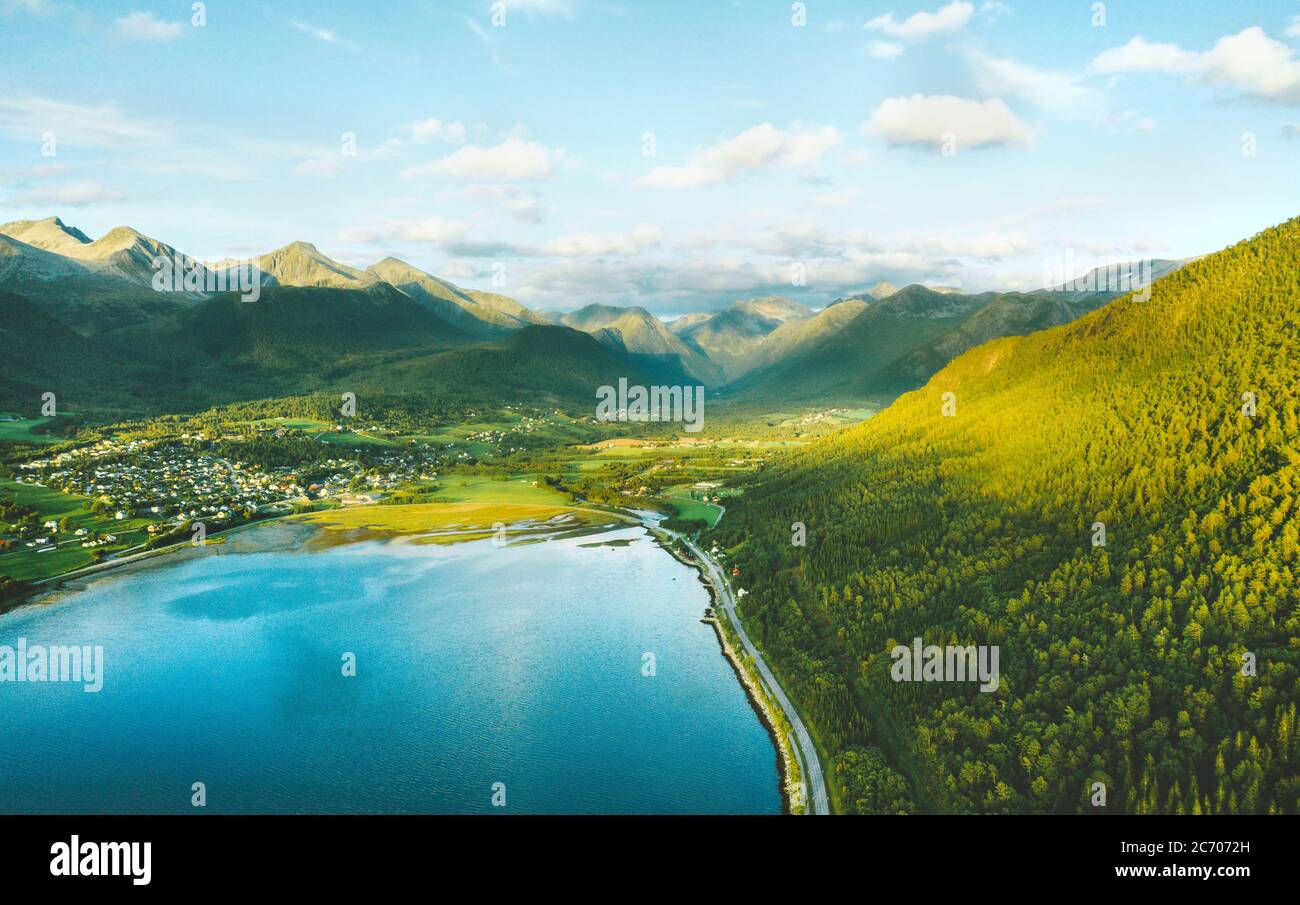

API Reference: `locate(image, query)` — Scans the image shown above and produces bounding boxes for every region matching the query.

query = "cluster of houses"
[16,440,304,525]
[692,481,725,504]
[798,408,852,425]
[15,438,452,525]
[18,521,117,551]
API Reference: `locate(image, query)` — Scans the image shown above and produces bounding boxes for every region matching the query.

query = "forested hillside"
[714,218,1300,814]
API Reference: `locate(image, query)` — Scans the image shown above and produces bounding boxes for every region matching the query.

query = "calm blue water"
[0,526,780,814]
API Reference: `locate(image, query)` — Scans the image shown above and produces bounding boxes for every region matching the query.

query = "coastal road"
[681,533,831,815]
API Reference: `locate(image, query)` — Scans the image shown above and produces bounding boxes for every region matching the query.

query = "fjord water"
[0,526,780,814]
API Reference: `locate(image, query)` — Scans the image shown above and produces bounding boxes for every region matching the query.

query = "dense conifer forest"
[715,218,1300,814]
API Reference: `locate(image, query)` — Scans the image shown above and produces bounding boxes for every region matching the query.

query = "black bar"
[0,814,1285,892]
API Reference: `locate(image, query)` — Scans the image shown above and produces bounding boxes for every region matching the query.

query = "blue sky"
[1,0,1298,314]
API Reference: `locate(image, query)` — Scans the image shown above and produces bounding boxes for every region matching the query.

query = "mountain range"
[0,215,1190,416]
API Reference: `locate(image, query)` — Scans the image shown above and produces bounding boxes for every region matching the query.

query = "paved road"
[681,533,831,815]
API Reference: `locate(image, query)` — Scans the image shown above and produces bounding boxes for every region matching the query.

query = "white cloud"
[373,119,470,159]
[114,11,184,42]
[1,161,71,179]
[866,41,905,60]
[402,137,568,181]
[2,0,52,14]
[812,186,863,208]
[925,231,1028,258]
[865,1,973,39]
[455,184,548,223]
[339,218,657,261]
[1090,37,1202,75]
[465,17,505,72]
[542,224,660,257]
[504,0,576,15]
[339,217,469,246]
[290,20,356,50]
[1285,15,1300,39]
[635,123,840,188]
[980,1,1011,21]
[406,118,468,145]
[968,51,1100,116]
[503,195,545,223]
[1104,109,1158,133]
[0,96,172,147]
[292,157,346,177]
[8,181,126,207]
[1089,28,1300,104]
[866,95,1032,149]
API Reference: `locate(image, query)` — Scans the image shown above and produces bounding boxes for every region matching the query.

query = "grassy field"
[315,430,398,447]
[1,479,90,518]
[0,417,62,444]
[295,474,619,538]
[434,475,573,506]
[580,438,806,455]
[298,501,597,536]
[247,417,335,431]
[0,479,157,581]
[664,489,725,528]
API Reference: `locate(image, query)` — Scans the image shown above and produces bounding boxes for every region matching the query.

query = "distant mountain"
[2,217,210,294]
[727,285,994,403]
[0,216,556,341]
[726,280,1149,404]
[831,280,968,307]
[670,296,812,379]
[0,216,92,255]
[1044,258,1190,301]
[0,225,203,335]
[880,290,1121,388]
[851,280,899,301]
[666,311,713,332]
[561,303,722,384]
[252,241,379,291]
[343,324,661,405]
[368,257,545,335]
[463,289,546,327]
[732,299,869,379]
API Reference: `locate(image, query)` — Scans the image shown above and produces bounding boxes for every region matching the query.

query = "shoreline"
[12,517,320,610]
[8,506,634,613]
[704,612,800,816]
[650,528,803,815]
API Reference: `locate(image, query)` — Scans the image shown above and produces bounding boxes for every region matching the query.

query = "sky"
[1,0,1299,315]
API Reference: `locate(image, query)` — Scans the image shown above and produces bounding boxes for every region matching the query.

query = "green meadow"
[0,479,156,581]
[0,417,62,444]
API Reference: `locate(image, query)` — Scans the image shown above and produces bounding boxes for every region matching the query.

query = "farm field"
[0,416,62,444]
[663,490,725,528]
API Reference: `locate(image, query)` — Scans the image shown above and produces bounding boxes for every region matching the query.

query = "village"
[0,433,448,566]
